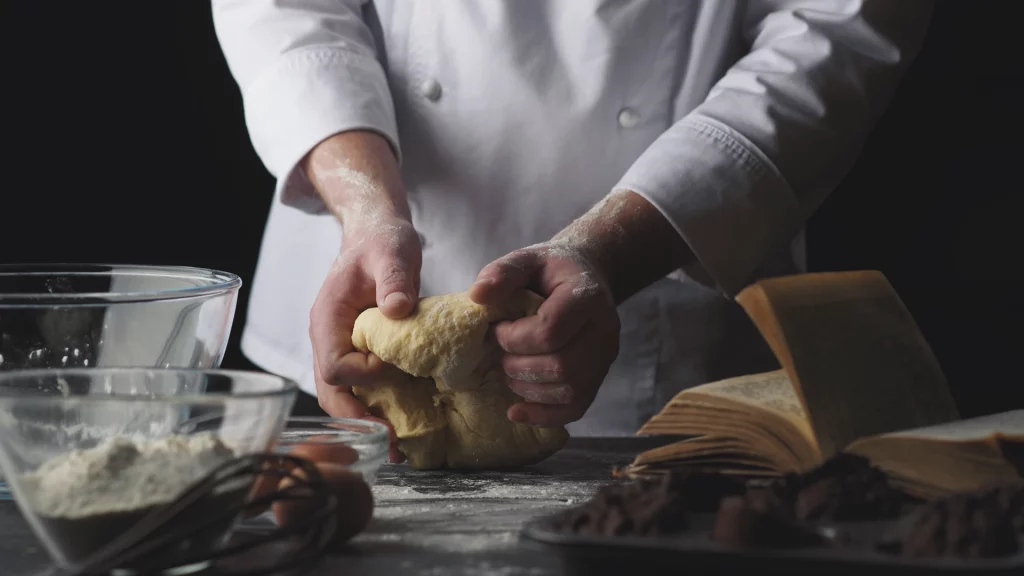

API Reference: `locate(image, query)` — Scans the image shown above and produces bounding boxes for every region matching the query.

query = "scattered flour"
[359,468,605,554]
[546,189,630,261]
[508,371,549,384]
[514,383,572,405]
[325,158,407,254]
[20,433,235,518]
[500,189,631,302]
[570,271,601,299]
[413,559,553,576]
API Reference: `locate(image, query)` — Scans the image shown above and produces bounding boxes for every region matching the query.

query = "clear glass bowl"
[275,417,389,485]
[0,264,242,498]
[0,368,297,572]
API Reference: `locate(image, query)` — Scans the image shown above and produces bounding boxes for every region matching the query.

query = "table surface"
[0,437,665,576]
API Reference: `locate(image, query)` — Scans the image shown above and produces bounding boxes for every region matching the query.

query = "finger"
[469,250,541,307]
[493,283,591,355]
[361,398,408,464]
[358,411,406,464]
[372,251,420,319]
[323,351,402,389]
[507,402,583,428]
[309,268,397,387]
[502,352,567,384]
[314,380,371,419]
[360,412,405,464]
[317,390,406,464]
[314,361,406,463]
[505,378,574,405]
[309,262,373,383]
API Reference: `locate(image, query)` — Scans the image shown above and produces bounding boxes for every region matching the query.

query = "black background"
[2,2,1020,417]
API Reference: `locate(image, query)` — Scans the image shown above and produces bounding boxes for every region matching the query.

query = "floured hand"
[469,243,620,427]
[303,131,422,463]
[469,189,697,427]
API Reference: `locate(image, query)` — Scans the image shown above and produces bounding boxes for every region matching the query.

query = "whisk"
[60,453,338,576]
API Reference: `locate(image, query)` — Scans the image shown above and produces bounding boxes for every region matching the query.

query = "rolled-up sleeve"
[212,0,399,214]
[614,0,934,296]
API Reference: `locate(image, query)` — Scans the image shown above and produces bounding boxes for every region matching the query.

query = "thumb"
[469,250,541,307]
[373,252,419,319]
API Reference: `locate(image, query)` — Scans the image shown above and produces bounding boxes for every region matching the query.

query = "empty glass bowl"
[275,417,389,485]
[0,263,242,497]
[0,367,298,572]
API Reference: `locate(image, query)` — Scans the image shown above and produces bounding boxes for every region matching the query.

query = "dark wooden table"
[0,438,666,576]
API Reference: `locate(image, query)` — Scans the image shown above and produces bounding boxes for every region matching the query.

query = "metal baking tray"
[521,511,1024,575]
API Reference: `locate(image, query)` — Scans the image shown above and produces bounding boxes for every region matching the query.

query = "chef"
[212,0,934,460]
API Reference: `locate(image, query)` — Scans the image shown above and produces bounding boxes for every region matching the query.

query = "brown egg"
[286,436,360,467]
[273,463,374,548]
[239,457,288,520]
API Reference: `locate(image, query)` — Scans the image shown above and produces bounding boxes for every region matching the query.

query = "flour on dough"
[351,290,569,469]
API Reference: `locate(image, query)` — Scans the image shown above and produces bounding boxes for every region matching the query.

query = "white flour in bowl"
[16,433,239,566]
[20,432,234,518]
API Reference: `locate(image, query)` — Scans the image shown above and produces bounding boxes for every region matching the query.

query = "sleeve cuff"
[613,116,802,297]
[241,46,400,214]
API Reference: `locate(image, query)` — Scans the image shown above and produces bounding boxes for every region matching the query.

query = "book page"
[691,370,806,420]
[859,410,1024,442]
[736,270,961,459]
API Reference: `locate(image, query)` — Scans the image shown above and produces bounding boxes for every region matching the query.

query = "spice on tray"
[551,474,689,537]
[768,453,913,522]
[896,483,1023,559]
[711,490,827,549]
[551,450,1024,563]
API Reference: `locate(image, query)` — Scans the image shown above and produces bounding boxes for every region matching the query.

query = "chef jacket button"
[618,108,640,128]
[420,79,442,102]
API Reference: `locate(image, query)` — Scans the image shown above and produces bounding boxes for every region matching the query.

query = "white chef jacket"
[212,0,933,436]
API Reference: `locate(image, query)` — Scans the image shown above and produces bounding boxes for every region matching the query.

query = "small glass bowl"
[274,417,389,485]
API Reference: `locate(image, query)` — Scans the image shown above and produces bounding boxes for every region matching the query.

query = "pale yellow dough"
[351,290,569,469]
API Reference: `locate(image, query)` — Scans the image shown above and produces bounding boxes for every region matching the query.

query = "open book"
[624,271,1023,499]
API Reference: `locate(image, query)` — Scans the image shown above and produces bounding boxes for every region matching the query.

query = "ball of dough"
[351,290,569,469]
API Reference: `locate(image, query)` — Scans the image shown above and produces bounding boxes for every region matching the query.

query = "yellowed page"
[632,371,817,473]
[640,371,811,432]
[736,270,961,459]
[850,409,1023,443]
[846,410,1023,498]
[684,370,811,429]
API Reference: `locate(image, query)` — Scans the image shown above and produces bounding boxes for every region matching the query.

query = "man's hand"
[470,246,619,426]
[304,130,420,462]
[470,190,695,427]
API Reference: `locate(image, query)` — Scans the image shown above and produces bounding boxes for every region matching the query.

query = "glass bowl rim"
[279,415,391,445]
[0,263,242,305]
[0,367,298,404]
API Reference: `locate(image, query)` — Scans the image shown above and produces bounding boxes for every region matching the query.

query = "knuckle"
[377,265,410,289]
[534,316,562,350]
[499,249,534,270]
[319,360,346,387]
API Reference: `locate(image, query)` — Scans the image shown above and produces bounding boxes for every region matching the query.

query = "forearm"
[553,190,694,305]
[302,131,411,230]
